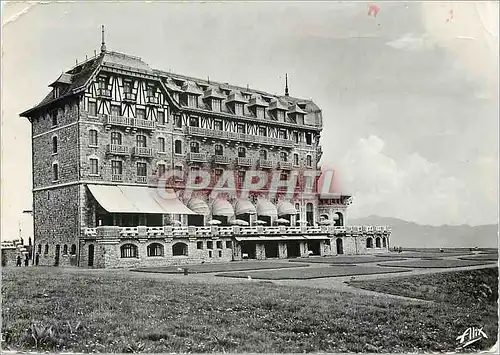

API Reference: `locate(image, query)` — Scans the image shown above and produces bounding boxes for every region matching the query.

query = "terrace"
[81,225,391,240]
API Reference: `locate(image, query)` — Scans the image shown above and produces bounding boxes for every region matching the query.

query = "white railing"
[82,224,391,239]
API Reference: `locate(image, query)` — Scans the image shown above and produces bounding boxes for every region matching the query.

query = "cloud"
[386,33,434,51]
[336,135,496,226]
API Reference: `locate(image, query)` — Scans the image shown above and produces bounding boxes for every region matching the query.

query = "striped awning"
[87,185,196,214]
[211,199,234,217]
[277,201,298,216]
[256,199,278,218]
[187,198,210,215]
[234,199,257,215]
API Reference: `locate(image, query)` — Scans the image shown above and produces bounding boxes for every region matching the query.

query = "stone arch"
[147,243,164,257]
[382,237,387,248]
[366,237,373,249]
[334,212,344,226]
[172,242,188,256]
[375,237,381,248]
[120,243,138,258]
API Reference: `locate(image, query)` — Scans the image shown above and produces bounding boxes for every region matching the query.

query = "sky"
[1,1,498,239]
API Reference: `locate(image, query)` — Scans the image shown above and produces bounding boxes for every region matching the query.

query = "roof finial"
[101,25,107,53]
[207,76,210,84]
[285,73,289,97]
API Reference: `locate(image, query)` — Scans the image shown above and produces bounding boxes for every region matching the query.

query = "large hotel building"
[20,38,390,268]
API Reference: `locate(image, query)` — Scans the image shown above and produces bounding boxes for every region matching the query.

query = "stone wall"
[33,185,81,266]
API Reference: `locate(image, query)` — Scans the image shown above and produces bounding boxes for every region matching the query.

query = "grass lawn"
[216,265,409,280]
[348,268,498,351]
[378,252,473,258]
[3,267,497,353]
[459,255,499,262]
[289,256,407,264]
[132,261,307,274]
[378,259,494,268]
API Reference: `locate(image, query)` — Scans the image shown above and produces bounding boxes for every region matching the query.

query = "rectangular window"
[234,103,244,116]
[98,77,107,89]
[214,145,223,156]
[277,111,285,121]
[259,127,267,136]
[214,120,223,130]
[237,171,245,185]
[174,114,182,128]
[111,105,121,116]
[89,130,98,146]
[212,99,221,112]
[197,241,203,250]
[189,116,199,127]
[157,163,166,178]
[278,130,287,139]
[158,111,165,125]
[216,241,222,249]
[218,250,222,257]
[51,110,58,126]
[136,108,145,120]
[293,132,299,143]
[137,162,147,177]
[123,81,132,94]
[225,241,232,249]
[208,250,213,258]
[214,168,223,180]
[188,95,198,108]
[88,101,97,116]
[111,132,122,145]
[256,107,264,119]
[136,135,147,147]
[306,133,312,145]
[158,137,166,152]
[237,124,245,133]
[90,158,98,175]
[52,164,59,181]
[293,154,299,166]
[207,241,213,249]
[147,86,154,98]
[111,160,122,175]
[238,147,246,158]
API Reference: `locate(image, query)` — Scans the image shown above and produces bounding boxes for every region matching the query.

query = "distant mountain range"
[348,215,498,248]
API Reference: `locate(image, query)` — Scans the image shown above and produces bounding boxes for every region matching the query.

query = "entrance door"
[336,238,344,255]
[241,242,256,259]
[54,245,60,266]
[264,242,279,258]
[88,244,94,267]
[286,241,300,258]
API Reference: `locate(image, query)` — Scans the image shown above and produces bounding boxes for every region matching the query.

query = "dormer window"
[234,103,244,116]
[188,94,198,108]
[256,107,265,119]
[276,111,285,121]
[53,87,60,99]
[211,99,221,112]
[172,92,180,103]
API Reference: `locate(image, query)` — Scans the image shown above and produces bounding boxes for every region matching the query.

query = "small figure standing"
[16,255,22,267]
[24,255,29,267]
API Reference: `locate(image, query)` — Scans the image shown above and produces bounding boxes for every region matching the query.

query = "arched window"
[70,244,76,255]
[238,147,246,158]
[147,243,164,257]
[190,141,199,153]
[44,244,49,254]
[382,237,387,248]
[293,153,299,166]
[157,137,166,152]
[174,140,182,154]
[214,144,223,156]
[172,242,188,256]
[120,244,138,258]
[52,163,59,181]
[37,244,42,254]
[259,150,267,160]
[63,244,68,255]
[89,129,98,146]
[375,237,381,248]
[366,237,373,249]
[52,136,58,154]
[111,132,122,145]
[334,212,344,226]
[306,155,312,167]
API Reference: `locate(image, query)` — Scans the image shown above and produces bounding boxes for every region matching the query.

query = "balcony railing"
[104,114,132,128]
[146,96,159,105]
[259,159,274,169]
[106,144,130,156]
[136,176,148,184]
[132,146,153,157]
[213,155,230,165]
[236,157,252,166]
[97,88,111,98]
[123,92,137,102]
[111,174,123,182]
[188,152,207,163]
[278,161,292,170]
[82,225,392,239]
[187,126,294,148]
[133,118,155,130]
